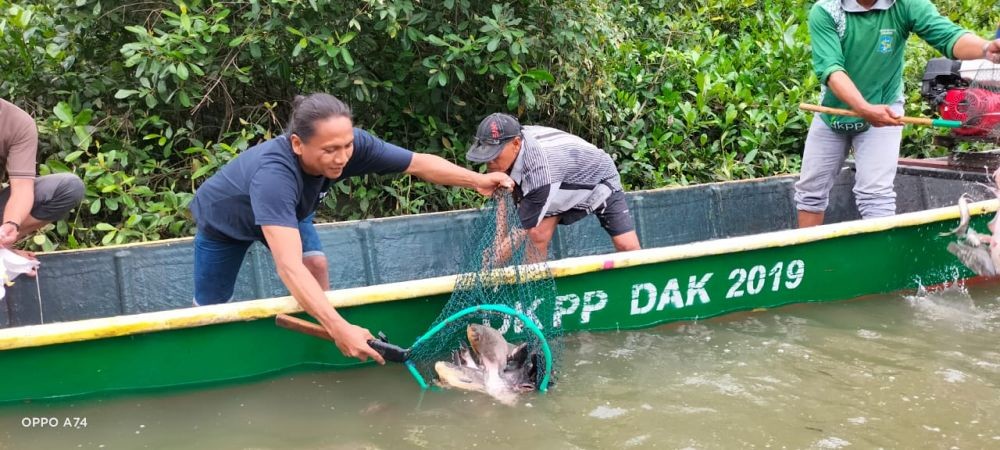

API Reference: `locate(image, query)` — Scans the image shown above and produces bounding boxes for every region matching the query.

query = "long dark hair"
[286,93,353,142]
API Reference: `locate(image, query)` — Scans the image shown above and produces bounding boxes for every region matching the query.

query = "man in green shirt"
[795,0,1000,227]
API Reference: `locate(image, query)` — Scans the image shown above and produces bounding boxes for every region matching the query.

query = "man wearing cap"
[795,0,1000,228]
[467,113,641,262]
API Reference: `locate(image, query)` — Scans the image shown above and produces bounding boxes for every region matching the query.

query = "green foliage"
[0,0,996,249]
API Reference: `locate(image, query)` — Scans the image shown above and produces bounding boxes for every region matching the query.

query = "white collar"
[842,0,895,12]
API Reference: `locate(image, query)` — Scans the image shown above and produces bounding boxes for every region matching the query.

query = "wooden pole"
[275,314,333,342]
[798,103,961,128]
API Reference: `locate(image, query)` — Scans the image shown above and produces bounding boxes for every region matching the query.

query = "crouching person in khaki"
[0,98,85,254]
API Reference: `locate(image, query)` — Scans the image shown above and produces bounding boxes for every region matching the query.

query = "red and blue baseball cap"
[466,113,522,163]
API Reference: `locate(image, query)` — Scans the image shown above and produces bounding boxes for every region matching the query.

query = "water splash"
[814,437,851,449]
[624,434,650,447]
[856,329,882,340]
[588,405,627,419]
[903,281,1000,332]
[935,368,968,383]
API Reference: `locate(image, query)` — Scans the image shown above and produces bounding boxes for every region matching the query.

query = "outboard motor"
[920,58,966,105]
[921,57,1000,138]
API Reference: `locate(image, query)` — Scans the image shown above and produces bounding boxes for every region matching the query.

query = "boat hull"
[0,209,988,404]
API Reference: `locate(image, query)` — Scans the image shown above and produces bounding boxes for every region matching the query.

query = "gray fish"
[467,323,508,383]
[947,241,998,277]
[940,194,974,239]
[944,184,1000,276]
[434,323,540,405]
[434,360,488,393]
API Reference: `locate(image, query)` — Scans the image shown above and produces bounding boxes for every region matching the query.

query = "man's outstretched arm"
[951,33,1000,63]
[263,224,385,364]
[405,153,513,196]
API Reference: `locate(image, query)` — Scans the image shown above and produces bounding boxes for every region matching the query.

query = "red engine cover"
[939,88,1000,136]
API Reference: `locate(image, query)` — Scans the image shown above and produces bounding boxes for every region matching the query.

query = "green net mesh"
[405,191,562,390]
[962,60,1000,140]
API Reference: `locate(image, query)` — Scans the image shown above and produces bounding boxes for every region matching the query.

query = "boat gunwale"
[0,197,994,351]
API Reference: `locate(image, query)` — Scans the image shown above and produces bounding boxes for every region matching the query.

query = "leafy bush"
[0,0,996,250]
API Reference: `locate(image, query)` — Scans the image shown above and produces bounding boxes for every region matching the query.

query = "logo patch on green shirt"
[877,29,896,54]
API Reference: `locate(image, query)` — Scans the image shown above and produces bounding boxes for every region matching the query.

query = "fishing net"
[938,59,1000,140]
[403,190,562,392]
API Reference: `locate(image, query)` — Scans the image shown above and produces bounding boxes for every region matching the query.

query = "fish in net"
[403,190,562,399]
[272,191,561,401]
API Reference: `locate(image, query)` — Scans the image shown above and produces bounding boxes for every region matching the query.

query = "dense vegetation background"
[1,0,997,250]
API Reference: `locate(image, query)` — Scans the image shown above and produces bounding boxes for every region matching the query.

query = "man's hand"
[857,104,903,127]
[475,172,514,196]
[0,222,18,247]
[328,321,386,365]
[985,39,1000,64]
[10,249,38,277]
[825,72,903,127]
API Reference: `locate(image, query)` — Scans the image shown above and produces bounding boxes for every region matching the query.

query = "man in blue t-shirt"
[189,93,512,364]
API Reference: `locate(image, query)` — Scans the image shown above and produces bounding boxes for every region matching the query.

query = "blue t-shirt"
[190,128,413,242]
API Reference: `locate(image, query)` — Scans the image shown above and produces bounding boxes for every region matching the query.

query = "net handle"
[404,304,554,393]
[798,102,963,128]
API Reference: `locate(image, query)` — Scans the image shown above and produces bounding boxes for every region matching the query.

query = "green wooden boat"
[0,164,994,404]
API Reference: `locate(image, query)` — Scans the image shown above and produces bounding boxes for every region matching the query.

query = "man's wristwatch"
[3,221,20,232]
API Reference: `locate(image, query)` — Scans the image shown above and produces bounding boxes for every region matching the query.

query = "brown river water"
[2,282,999,449]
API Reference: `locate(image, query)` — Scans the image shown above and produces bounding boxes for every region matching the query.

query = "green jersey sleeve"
[906,0,968,59]
[808,4,846,85]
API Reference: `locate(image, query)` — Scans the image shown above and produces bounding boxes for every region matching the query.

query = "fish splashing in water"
[433,323,542,406]
[943,170,1000,276]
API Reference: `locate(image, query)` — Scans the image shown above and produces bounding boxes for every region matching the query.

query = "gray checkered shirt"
[509,126,623,227]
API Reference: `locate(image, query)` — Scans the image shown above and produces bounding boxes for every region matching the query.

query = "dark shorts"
[557,191,635,237]
[193,214,324,305]
[0,173,85,222]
